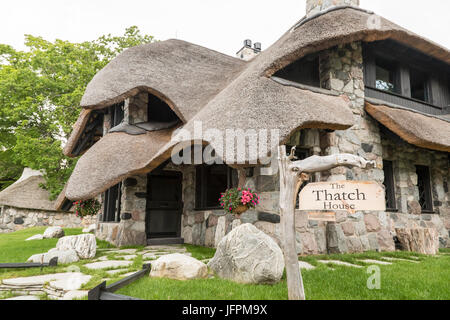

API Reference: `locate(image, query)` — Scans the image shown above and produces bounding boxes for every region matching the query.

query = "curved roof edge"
[365,102,450,153]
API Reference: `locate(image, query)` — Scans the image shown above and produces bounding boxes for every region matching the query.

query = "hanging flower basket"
[73,199,101,218]
[219,188,260,216]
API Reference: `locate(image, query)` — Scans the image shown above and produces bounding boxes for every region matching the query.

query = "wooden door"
[146,171,183,239]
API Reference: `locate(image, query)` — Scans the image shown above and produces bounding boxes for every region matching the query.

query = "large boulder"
[208,223,285,284]
[82,224,96,233]
[26,234,44,241]
[27,249,80,264]
[43,227,65,239]
[395,228,439,255]
[150,253,208,280]
[56,234,96,259]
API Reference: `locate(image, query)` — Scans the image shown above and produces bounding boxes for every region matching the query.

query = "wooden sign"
[307,211,336,222]
[299,181,385,214]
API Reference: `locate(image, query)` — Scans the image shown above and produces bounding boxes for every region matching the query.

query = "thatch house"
[0,168,92,233]
[58,0,450,253]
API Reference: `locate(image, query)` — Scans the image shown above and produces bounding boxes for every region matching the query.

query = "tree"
[0,26,154,197]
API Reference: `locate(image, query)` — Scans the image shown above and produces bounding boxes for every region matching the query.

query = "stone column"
[124,92,148,125]
[116,175,147,246]
[318,42,394,253]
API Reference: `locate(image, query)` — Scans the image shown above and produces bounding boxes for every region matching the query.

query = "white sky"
[1,0,449,56]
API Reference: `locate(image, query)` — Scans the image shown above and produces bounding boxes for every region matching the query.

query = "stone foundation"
[0,206,94,234]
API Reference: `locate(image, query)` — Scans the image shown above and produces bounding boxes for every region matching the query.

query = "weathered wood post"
[278,145,376,300]
[278,146,307,300]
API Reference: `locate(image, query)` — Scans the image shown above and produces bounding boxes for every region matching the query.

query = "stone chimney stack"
[306,0,359,17]
[236,39,262,61]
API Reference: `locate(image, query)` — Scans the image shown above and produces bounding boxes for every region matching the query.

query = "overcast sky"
[2,0,449,56]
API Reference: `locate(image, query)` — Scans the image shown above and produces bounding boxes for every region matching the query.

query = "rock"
[326,223,348,253]
[298,261,316,270]
[364,214,381,232]
[82,224,96,233]
[62,290,89,300]
[49,274,91,291]
[27,253,45,263]
[2,273,78,286]
[44,249,80,264]
[341,222,355,236]
[56,234,96,259]
[4,296,40,300]
[318,260,363,268]
[208,223,284,284]
[377,230,395,252]
[84,260,132,270]
[43,227,65,239]
[407,201,422,215]
[150,253,208,280]
[395,228,439,255]
[26,234,44,241]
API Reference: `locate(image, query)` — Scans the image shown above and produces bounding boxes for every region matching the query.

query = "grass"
[0,228,449,300]
[118,249,450,300]
[0,227,84,263]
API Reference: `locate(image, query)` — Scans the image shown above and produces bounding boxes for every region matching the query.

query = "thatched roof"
[365,102,450,153]
[0,170,59,211]
[65,127,178,200]
[64,6,450,200]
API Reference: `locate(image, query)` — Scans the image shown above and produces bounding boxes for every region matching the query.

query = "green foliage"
[0,27,154,199]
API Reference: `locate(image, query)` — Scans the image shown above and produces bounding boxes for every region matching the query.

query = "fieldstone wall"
[96,95,148,246]
[382,133,450,247]
[96,175,147,247]
[0,205,94,234]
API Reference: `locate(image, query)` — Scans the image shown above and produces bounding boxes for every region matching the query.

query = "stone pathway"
[298,261,316,270]
[0,272,91,300]
[358,259,393,265]
[381,257,419,263]
[318,260,363,268]
[84,260,133,270]
[4,295,40,300]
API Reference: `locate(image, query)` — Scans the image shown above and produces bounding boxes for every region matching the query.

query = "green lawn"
[0,228,449,300]
[119,248,450,300]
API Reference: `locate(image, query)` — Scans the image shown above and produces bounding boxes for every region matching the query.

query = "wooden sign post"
[278,146,379,300]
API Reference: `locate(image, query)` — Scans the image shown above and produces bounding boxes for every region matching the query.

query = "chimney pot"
[244,39,252,48]
[254,42,262,51]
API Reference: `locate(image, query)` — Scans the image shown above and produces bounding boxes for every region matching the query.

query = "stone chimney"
[306,0,359,17]
[236,39,262,61]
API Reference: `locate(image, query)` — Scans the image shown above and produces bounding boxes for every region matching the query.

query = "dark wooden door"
[146,171,183,239]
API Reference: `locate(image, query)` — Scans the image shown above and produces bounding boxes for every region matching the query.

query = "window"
[375,57,398,93]
[195,165,236,209]
[383,160,397,211]
[410,68,430,102]
[110,102,124,127]
[148,94,179,123]
[273,54,320,87]
[416,165,433,213]
[103,182,122,222]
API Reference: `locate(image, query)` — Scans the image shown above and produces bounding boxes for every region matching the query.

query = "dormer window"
[273,53,320,88]
[148,94,179,123]
[375,57,398,93]
[410,68,430,103]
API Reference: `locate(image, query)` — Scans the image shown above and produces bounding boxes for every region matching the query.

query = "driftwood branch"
[278,146,375,301]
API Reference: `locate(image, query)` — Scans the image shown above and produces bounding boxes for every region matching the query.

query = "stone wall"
[382,133,450,247]
[0,205,94,234]
[96,94,148,247]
